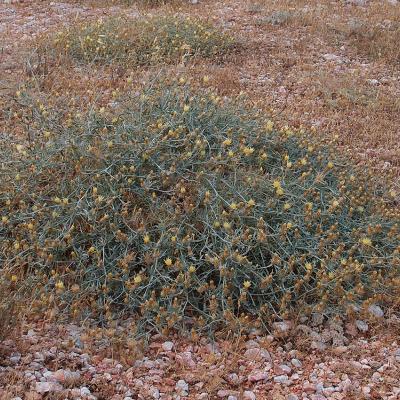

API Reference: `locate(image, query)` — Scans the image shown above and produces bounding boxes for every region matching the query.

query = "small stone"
[248,371,268,382]
[176,351,196,368]
[355,320,369,332]
[71,388,81,398]
[303,383,316,393]
[323,53,342,62]
[197,394,209,400]
[226,373,240,384]
[149,387,160,399]
[54,369,81,384]
[162,341,174,351]
[273,321,292,335]
[368,305,384,318]
[217,390,239,398]
[243,391,256,400]
[362,386,371,395]
[176,379,189,396]
[274,375,290,384]
[291,359,302,368]
[9,353,21,364]
[80,387,91,396]
[227,396,237,400]
[244,348,271,362]
[35,382,63,394]
[372,372,381,382]
[276,364,292,375]
[287,395,299,400]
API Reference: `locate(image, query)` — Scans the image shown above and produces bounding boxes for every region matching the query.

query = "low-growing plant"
[1,81,399,335]
[36,15,236,67]
[349,22,400,65]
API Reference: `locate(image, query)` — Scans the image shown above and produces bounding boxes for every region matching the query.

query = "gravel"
[1,320,400,399]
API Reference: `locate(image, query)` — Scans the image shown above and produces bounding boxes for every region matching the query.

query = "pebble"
[54,369,81,384]
[355,320,368,333]
[35,382,63,394]
[80,386,91,396]
[175,379,189,396]
[243,391,256,400]
[274,374,291,384]
[248,371,268,382]
[162,341,174,351]
[217,390,239,398]
[291,359,302,368]
[244,348,271,362]
[276,364,292,375]
[273,321,292,335]
[368,305,384,318]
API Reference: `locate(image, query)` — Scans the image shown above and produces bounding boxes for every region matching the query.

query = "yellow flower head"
[164,258,173,267]
[273,180,281,189]
[134,275,142,284]
[265,120,274,132]
[188,265,196,273]
[243,147,254,156]
[247,199,255,207]
[361,237,372,246]
[243,280,251,289]
[55,280,65,290]
[143,234,150,244]
[223,222,231,230]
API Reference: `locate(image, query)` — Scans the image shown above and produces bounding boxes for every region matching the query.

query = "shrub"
[1,82,399,335]
[37,15,236,67]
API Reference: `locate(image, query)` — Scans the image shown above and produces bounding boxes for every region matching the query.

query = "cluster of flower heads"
[1,81,399,335]
[38,15,236,66]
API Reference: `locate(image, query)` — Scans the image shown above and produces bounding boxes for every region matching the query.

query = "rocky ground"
[1,313,400,399]
[1,0,400,399]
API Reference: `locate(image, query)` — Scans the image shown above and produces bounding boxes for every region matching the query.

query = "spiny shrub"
[1,82,399,335]
[37,15,235,67]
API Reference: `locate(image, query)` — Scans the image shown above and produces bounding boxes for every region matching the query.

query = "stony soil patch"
[1,320,400,399]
